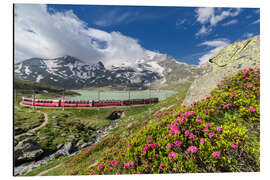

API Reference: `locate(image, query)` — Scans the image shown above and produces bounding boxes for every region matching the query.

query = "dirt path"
[37,163,63,176]
[15,111,48,139]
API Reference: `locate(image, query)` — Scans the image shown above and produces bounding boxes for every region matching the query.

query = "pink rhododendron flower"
[134,138,137,142]
[198,119,202,124]
[227,103,232,106]
[159,163,163,169]
[151,143,158,148]
[124,163,130,169]
[189,133,195,139]
[232,143,238,148]
[147,137,153,143]
[208,132,215,137]
[136,172,141,174]
[203,128,208,132]
[212,151,220,159]
[180,120,184,124]
[231,92,234,97]
[169,152,176,158]
[108,167,113,171]
[184,130,190,136]
[113,152,116,155]
[99,163,104,169]
[168,143,173,149]
[175,140,182,148]
[110,160,115,166]
[128,143,131,147]
[130,161,134,167]
[170,125,180,135]
[249,106,256,112]
[186,146,198,153]
[141,153,145,156]
[124,149,128,153]
[165,135,168,139]
[224,104,227,108]
[114,161,119,166]
[216,126,222,131]
[206,123,211,128]
[145,162,149,167]
[200,139,205,144]
[90,170,95,175]
[143,144,149,151]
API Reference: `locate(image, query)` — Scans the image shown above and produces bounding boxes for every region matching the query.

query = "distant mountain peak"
[14,55,204,90]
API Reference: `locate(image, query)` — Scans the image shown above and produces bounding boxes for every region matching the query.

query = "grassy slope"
[84,68,259,174]
[24,84,190,176]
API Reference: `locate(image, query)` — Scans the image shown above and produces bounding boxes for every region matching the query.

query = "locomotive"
[21,97,159,107]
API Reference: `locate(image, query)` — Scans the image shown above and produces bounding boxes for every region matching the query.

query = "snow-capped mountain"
[14,55,204,90]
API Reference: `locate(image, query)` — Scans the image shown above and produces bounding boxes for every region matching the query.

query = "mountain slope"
[14,55,204,90]
[85,68,260,174]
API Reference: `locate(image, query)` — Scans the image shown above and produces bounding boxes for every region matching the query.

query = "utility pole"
[62,89,65,111]
[32,90,35,109]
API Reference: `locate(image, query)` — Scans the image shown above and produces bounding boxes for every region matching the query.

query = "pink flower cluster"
[186,146,198,153]
[208,132,215,138]
[170,125,180,135]
[147,137,153,143]
[110,160,119,166]
[200,139,205,144]
[168,143,173,149]
[216,126,222,131]
[249,106,256,112]
[123,161,134,169]
[175,140,182,148]
[212,151,220,159]
[90,170,95,175]
[99,163,104,169]
[232,143,238,148]
[168,152,176,159]
[224,103,232,108]
[189,133,195,139]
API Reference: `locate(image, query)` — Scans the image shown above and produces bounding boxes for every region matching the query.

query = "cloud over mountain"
[14,4,157,66]
[198,38,230,64]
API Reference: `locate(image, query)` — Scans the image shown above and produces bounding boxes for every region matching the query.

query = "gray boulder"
[183,35,260,106]
[14,138,44,165]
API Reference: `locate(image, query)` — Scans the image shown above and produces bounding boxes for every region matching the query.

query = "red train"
[21,97,159,107]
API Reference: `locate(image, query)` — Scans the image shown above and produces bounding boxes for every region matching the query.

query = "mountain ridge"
[14,54,204,90]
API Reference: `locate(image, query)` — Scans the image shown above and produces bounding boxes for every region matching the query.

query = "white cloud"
[252,19,260,24]
[94,10,138,27]
[14,4,157,66]
[195,25,212,36]
[242,32,254,39]
[195,7,241,37]
[198,38,230,64]
[222,19,238,26]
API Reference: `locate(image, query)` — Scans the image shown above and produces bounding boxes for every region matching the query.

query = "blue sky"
[14,4,260,65]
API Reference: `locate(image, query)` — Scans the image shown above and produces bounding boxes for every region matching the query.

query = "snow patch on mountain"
[25,66,31,75]
[36,75,43,82]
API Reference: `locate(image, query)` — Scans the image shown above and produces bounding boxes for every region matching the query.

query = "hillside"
[85,67,260,174]
[14,78,79,100]
[22,68,260,175]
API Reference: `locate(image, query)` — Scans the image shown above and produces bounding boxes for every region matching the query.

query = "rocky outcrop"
[183,35,260,105]
[14,138,44,165]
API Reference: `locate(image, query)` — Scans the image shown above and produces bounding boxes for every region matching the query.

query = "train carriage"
[21,97,158,108]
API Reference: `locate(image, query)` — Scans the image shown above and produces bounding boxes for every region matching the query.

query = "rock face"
[183,35,260,106]
[14,138,44,165]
